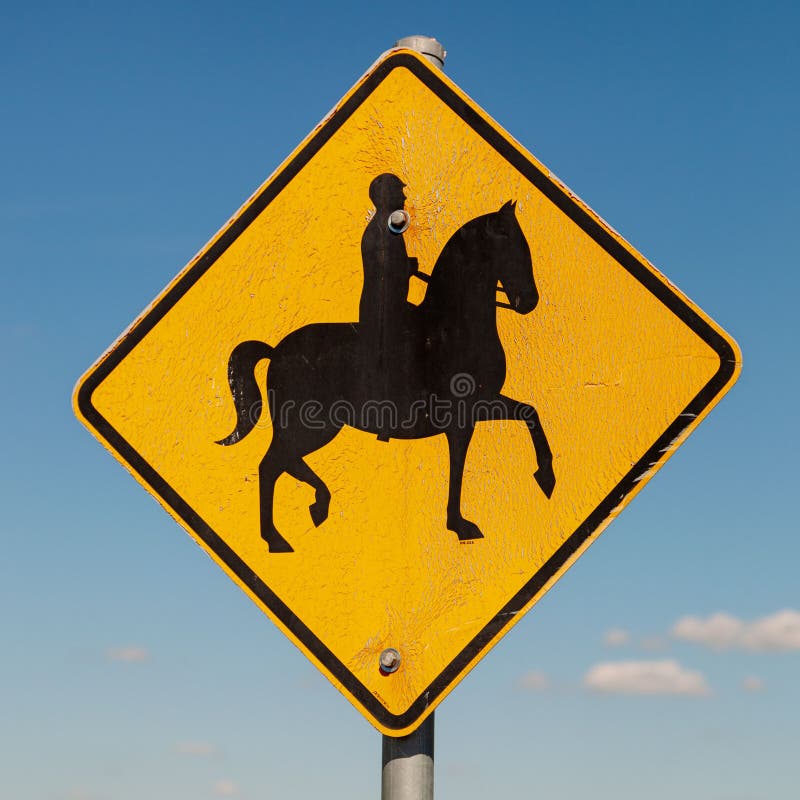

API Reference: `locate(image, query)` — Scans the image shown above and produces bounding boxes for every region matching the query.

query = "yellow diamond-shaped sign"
[74,49,740,735]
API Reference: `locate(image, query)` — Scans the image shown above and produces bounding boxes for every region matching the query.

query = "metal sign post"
[382,712,435,800]
[379,35,443,800]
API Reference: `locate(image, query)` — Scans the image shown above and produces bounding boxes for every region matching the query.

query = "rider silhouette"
[359,174,418,438]
[359,173,417,344]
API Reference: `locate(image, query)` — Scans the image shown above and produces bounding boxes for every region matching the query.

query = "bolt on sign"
[74,48,741,735]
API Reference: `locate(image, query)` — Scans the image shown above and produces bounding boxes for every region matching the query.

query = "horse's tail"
[215,340,274,446]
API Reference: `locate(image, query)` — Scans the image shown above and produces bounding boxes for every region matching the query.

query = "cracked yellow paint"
[73,49,740,735]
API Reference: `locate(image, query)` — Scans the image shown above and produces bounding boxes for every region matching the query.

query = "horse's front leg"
[492,394,555,498]
[445,426,483,541]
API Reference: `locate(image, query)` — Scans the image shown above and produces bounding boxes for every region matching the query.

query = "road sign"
[73,48,740,735]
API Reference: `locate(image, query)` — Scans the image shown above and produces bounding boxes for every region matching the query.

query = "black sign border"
[77,52,738,732]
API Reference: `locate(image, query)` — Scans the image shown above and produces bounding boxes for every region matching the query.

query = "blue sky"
[2,1,798,798]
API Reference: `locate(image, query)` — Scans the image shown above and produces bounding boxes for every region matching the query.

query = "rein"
[412,269,513,310]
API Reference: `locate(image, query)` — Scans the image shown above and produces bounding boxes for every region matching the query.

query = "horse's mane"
[420,202,520,314]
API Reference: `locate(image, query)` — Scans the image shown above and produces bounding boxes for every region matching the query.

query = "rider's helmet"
[369,173,406,208]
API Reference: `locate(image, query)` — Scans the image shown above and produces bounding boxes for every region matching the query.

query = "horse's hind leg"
[260,420,341,547]
[258,444,295,553]
[285,457,331,528]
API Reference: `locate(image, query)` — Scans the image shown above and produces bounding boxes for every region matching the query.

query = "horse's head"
[487,200,538,314]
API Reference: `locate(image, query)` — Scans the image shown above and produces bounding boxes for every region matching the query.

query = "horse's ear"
[500,199,517,215]
[488,203,514,238]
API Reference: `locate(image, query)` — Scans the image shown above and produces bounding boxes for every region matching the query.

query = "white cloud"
[175,741,217,756]
[671,610,800,651]
[214,779,239,797]
[583,660,710,696]
[742,675,765,692]
[671,613,744,649]
[743,610,800,650]
[516,670,549,691]
[603,628,630,646]
[106,646,148,662]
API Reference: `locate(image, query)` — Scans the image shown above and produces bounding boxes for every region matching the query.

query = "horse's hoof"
[534,465,555,498]
[309,499,329,527]
[448,517,484,541]
[262,530,294,553]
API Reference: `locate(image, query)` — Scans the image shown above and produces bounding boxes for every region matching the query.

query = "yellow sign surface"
[74,49,740,735]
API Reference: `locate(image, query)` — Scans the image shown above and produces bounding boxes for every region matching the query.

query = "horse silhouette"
[216,200,555,552]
